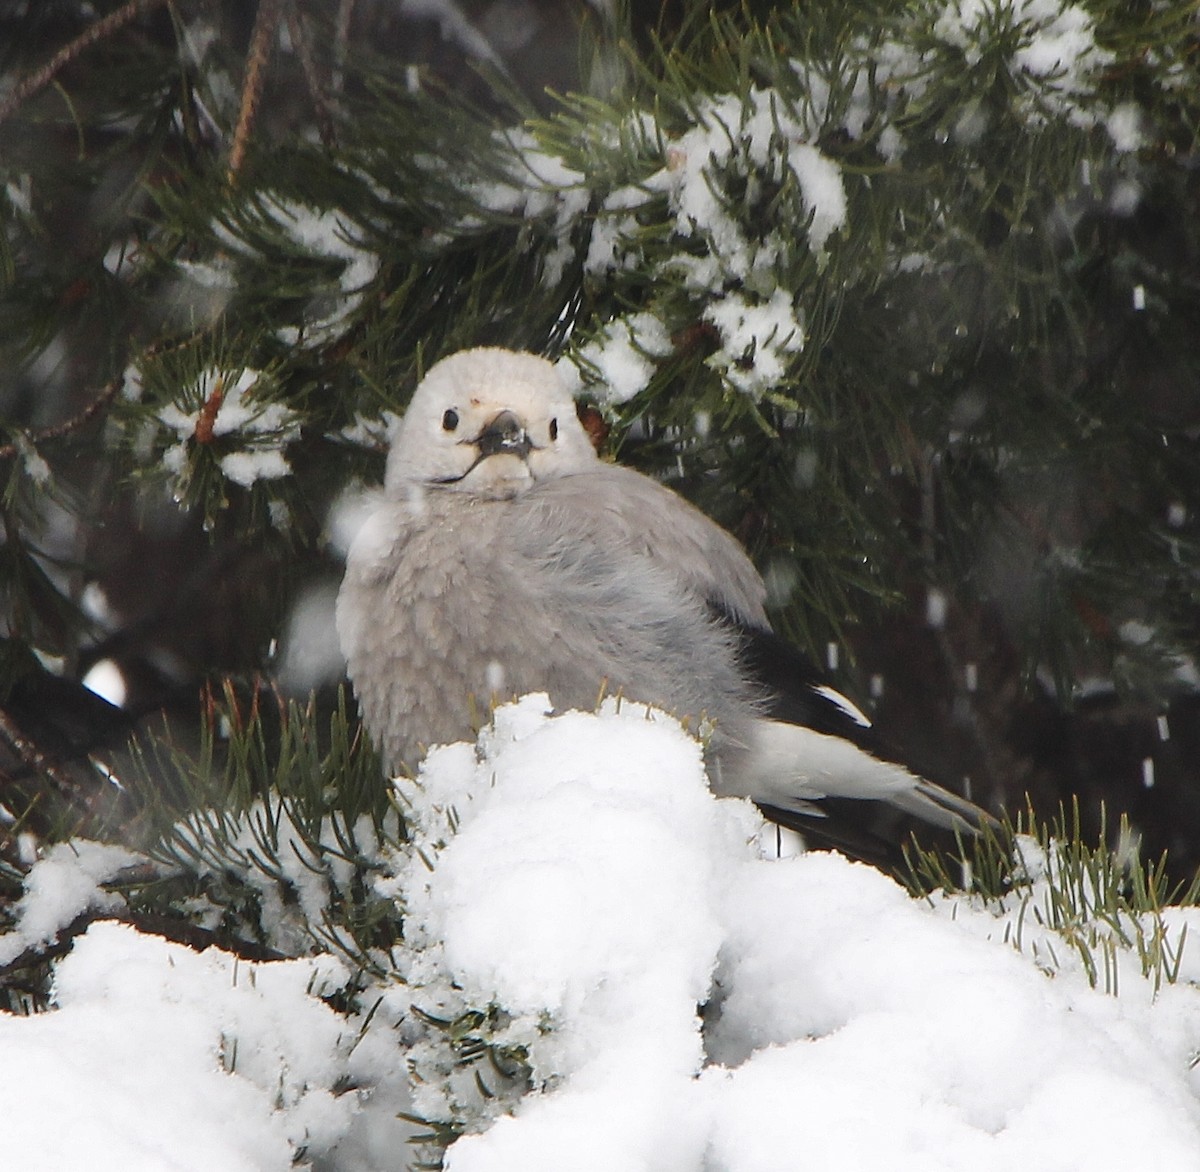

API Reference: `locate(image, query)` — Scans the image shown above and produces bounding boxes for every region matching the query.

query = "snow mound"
[394,696,1200,1170]
[4,698,1200,1170]
[0,921,355,1171]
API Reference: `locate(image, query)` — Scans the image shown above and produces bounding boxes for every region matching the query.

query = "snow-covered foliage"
[934,0,1114,128]
[3,1,1199,1168]
[267,198,381,340]
[480,80,855,404]
[558,310,672,404]
[929,830,1195,994]
[449,0,1134,409]
[389,696,748,1136]
[0,841,139,969]
[212,195,381,344]
[5,698,1200,1168]
[0,921,378,1170]
[165,796,390,958]
[156,367,302,491]
[456,127,591,289]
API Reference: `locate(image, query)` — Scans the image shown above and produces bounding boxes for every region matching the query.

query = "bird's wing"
[732,621,880,742]
[718,619,996,857]
[527,463,770,631]
[501,481,763,734]
[523,464,994,842]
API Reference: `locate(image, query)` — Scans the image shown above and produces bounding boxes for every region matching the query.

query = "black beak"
[475,410,531,460]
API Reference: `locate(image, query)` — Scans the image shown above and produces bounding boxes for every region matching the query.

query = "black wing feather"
[720,612,982,876]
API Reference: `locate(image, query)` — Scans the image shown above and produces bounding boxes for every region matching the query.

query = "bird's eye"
[442,409,459,432]
[548,418,558,441]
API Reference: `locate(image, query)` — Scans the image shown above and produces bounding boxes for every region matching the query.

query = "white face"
[385,348,599,499]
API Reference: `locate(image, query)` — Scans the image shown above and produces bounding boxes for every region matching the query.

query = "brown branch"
[120,910,290,962]
[0,910,96,982]
[332,0,358,94]
[0,711,87,803]
[0,375,124,462]
[0,908,289,981]
[193,373,226,444]
[285,6,337,150]
[228,0,287,181]
[0,0,172,127]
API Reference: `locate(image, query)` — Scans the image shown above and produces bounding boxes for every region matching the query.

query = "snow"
[392,698,1200,1168]
[335,408,402,451]
[645,85,849,279]
[396,698,739,1109]
[265,197,379,309]
[18,436,51,485]
[0,922,357,1171]
[448,73,857,403]
[219,447,292,488]
[457,127,589,288]
[1106,101,1145,152]
[277,580,347,694]
[791,142,849,252]
[561,312,673,406]
[934,0,1113,127]
[565,84,849,402]
[156,367,302,491]
[0,841,138,968]
[205,195,379,343]
[5,697,1200,1169]
[5,173,32,215]
[702,288,805,399]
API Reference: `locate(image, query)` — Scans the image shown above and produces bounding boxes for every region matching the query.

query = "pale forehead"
[415,349,569,412]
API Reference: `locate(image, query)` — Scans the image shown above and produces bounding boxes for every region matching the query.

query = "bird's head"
[385,348,599,499]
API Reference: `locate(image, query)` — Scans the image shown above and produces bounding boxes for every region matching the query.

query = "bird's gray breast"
[339,485,758,771]
[339,493,530,769]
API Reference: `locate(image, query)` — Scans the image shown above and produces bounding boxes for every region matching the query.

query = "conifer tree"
[1,0,1198,1003]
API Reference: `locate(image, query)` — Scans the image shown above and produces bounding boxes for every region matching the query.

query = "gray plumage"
[337,347,992,841]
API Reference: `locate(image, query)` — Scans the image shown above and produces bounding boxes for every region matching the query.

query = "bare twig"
[286,5,337,150]
[228,0,287,181]
[0,907,288,981]
[0,0,172,127]
[0,375,124,463]
[0,711,84,803]
[332,0,358,94]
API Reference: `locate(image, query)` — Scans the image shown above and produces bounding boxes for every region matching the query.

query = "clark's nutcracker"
[337,347,994,864]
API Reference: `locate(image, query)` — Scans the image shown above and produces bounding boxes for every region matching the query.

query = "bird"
[336,346,995,867]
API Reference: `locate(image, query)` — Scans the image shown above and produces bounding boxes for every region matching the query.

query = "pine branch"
[0,903,289,986]
[229,0,287,181]
[0,0,173,126]
[116,682,401,962]
[0,710,91,810]
[0,376,124,462]
[904,801,1200,992]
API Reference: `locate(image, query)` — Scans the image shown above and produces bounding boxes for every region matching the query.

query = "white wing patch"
[813,684,873,728]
